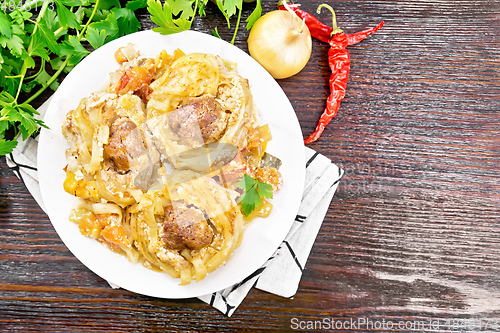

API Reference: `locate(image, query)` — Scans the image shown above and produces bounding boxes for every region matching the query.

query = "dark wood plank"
[1,0,500,331]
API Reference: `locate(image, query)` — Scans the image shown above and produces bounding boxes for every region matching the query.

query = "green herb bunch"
[0,0,147,155]
[147,0,262,45]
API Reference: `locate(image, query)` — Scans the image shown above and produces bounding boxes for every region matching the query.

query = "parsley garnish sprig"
[147,0,262,45]
[0,0,147,155]
[237,174,273,217]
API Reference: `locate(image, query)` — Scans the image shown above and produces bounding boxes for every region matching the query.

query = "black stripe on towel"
[220,294,236,316]
[305,151,319,168]
[228,266,266,294]
[283,240,303,272]
[209,292,216,306]
[331,178,341,187]
[295,215,306,223]
[8,153,37,171]
[328,168,343,188]
[7,154,27,188]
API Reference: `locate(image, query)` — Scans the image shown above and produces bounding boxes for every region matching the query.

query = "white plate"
[38,30,305,299]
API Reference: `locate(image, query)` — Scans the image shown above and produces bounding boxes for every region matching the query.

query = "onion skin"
[248,10,312,79]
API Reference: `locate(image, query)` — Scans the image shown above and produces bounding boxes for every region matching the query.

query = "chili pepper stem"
[317,4,343,35]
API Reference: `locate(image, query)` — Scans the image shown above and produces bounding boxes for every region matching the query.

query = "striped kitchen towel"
[6,97,344,317]
[198,148,343,316]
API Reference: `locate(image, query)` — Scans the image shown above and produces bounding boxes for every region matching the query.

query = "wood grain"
[1,0,500,331]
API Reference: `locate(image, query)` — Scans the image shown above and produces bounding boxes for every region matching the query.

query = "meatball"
[162,204,214,251]
[168,95,228,147]
[103,118,146,173]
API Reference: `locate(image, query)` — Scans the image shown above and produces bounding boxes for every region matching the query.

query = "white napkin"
[6,98,343,317]
[198,149,342,316]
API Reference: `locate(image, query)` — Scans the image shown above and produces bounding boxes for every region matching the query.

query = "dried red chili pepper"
[279,2,384,144]
[279,3,333,43]
[345,22,385,46]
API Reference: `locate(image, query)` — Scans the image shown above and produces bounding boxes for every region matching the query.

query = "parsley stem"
[5,75,23,79]
[190,0,198,28]
[24,60,45,80]
[54,26,65,36]
[230,7,242,45]
[24,57,71,105]
[14,0,50,102]
[15,70,26,102]
[80,0,100,38]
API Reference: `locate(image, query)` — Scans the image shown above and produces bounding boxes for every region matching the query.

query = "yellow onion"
[248,9,312,79]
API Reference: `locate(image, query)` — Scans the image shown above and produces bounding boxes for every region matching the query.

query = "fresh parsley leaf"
[17,107,39,140]
[9,10,32,29]
[97,0,121,11]
[2,51,21,72]
[239,174,254,192]
[237,174,273,216]
[171,0,195,20]
[245,0,262,30]
[86,8,110,22]
[212,26,221,39]
[75,6,86,23]
[147,0,192,35]
[21,51,35,69]
[85,26,108,49]
[32,67,60,91]
[50,56,74,73]
[42,8,58,32]
[219,0,241,22]
[34,20,59,54]
[88,11,119,42]
[11,21,25,36]
[112,7,141,36]
[0,54,20,95]
[0,34,24,56]
[197,0,209,16]
[1,105,22,123]
[0,91,15,104]
[55,0,80,30]
[217,0,236,28]
[18,103,40,116]
[59,35,90,65]
[0,138,18,155]
[239,184,260,216]
[30,34,51,61]
[126,0,148,11]
[0,64,17,96]
[0,119,10,133]
[258,182,273,201]
[0,10,12,38]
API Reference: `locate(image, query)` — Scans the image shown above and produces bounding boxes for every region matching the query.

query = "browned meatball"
[168,95,228,147]
[162,204,214,251]
[103,118,146,173]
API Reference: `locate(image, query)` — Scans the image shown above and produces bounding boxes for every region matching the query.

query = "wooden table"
[1,0,499,331]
